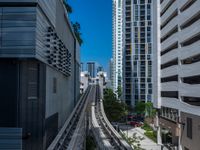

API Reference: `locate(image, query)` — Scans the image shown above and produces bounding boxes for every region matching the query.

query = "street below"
[119,125,167,150]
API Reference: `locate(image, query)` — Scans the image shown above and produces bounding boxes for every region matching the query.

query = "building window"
[53,77,57,94]
[181,53,200,65]
[161,91,179,98]
[161,58,178,69]
[161,75,178,83]
[181,75,200,84]
[187,117,192,139]
[182,96,200,106]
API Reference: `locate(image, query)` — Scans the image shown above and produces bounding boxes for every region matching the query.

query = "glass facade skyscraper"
[123,0,153,106]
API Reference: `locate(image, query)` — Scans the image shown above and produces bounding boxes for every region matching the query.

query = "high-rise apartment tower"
[112,0,124,93]
[123,0,154,106]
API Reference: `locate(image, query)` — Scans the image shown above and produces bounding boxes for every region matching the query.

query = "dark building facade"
[0,0,80,149]
[87,62,96,78]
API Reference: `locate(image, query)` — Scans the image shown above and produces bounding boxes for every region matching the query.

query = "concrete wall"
[181,112,200,150]
[45,65,74,128]
[43,0,80,129]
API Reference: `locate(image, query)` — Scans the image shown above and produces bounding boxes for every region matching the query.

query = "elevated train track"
[91,85,132,150]
[47,86,93,150]
[48,85,132,150]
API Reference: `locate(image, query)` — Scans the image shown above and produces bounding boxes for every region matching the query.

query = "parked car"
[127,114,144,122]
[129,121,143,127]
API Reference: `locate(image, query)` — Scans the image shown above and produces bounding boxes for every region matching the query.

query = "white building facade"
[112,0,124,93]
[80,71,90,94]
[154,0,200,149]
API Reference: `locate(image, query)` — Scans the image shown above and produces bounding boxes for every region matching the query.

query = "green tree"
[63,0,72,13]
[135,101,156,119]
[72,22,83,45]
[135,101,146,115]
[145,102,156,118]
[103,89,128,122]
[117,86,122,98]
[104,88,117,101]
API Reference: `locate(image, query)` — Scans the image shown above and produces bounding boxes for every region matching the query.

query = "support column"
[178,111,182,150]
[156,112,162,145]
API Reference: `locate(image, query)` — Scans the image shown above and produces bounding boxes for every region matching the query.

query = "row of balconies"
[159,0,200,111]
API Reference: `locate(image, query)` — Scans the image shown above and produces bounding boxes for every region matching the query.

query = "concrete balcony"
[161,81,178,91]
[180,61,200,77]
[161,32,178,50]
[179,20,200,44]
[161,1,177,25]
[161,97,179,109]
[161,65,178,78]
[179,0,200,26]
[161,97,200,116]
[177,0,189,9]
[161,0,172,12]
[161,16,178,38]
[180,83,200,98]
[161,48,179,64]
[179,41,200,60]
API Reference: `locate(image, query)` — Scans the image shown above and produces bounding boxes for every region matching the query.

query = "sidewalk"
[119,125,167,150]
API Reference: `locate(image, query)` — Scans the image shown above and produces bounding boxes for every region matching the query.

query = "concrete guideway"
[47,86,93,150]
[90,85,133,150]
[47,84,132,150]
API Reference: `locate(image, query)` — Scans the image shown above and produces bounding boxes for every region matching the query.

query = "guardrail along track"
[91,85,133,150]
[47,86,92,150]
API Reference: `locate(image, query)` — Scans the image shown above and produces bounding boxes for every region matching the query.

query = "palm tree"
[145,102,156,118]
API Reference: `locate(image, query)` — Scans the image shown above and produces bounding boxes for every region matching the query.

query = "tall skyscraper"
[112,0,123,93]
[87,62,96,78]
[123,0,154,106]
[154,0,200,149]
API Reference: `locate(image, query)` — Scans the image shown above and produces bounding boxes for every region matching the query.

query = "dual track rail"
[48,84,132,150]
[47,86,92,150]
[91,85,133,150]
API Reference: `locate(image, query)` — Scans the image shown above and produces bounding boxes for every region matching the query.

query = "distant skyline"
[68,0,112,72]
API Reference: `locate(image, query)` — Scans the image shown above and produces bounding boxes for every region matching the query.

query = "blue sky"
[68,0,112,71]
